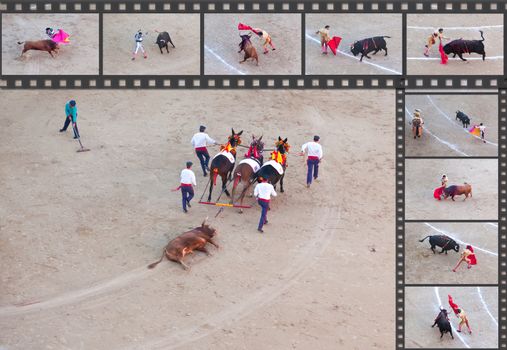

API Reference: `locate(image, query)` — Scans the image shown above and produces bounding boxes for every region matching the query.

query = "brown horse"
[238,34,259,65]
[208,129,243,202]
[230,135,264,212]
[257,137,289,192]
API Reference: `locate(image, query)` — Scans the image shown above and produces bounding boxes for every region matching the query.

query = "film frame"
[0,0,506,349]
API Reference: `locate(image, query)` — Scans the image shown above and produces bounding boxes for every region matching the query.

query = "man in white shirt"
[478,123,486,143]
[300,135,323,188]
[132,30,148,60]
[253,177,277,233]
[191,125,217,177]
[177,161,197,213]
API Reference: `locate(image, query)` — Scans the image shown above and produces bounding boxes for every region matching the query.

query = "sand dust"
[405,222,497,285]
[407,14,503,75]
[405,159,498,220]
[405,94,498,157]
[0,90,394,350]
[305,14,403,75]
[204,14,301,75]
[103,14,200,75]
[2,14,99,75]
[405,286,498,348]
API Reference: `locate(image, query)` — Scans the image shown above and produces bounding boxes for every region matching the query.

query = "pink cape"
[468,246,477,265]
[469,126,481,136]
[51,29,70,45]
[327,36,342,56]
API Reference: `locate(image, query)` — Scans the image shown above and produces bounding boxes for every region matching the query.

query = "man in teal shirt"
[59,100,80,139]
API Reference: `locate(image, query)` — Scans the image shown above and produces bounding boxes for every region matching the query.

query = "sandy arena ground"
[0,90,394,350]
[103,14,200,75]
[1,14,99,75]
[407,14,504,75]
[405,222,498,285]
[204,14,301,75]
[305,14,403,75]
[405,94,498,157]
[405,286,498,348]
[405,159,498,221]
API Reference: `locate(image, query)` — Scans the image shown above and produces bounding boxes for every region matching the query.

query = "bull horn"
[258,135,263,142]
[202,216,209,226]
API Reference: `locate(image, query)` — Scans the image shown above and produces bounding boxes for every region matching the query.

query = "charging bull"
[420,235,460,254]
[350,36,390,62]
[17,40,59,57]
[155,31,175,54]
[147,218,218,270]
[238,34,259,65]
[443,31,485,61]
[444,183,472,201]
[455,111,471,128]
[432,308,454,339]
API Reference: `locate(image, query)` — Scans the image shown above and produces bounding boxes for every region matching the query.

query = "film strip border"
[395,89,405,348]
[501,89,507,348]
[1,0,506,13]
[1,76,506,89]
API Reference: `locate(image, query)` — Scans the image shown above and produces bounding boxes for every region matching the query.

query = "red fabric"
[258,198,270,203]
[195,146,207,152]
[308,156,319,160]
[238,23,260,35]
[180,183,192,187]
[327,36,342,56]
[434,187,444,200]
[468,246,477,265]
[439,42,448,64]
[448,295,460,315]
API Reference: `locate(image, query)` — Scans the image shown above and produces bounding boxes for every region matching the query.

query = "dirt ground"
[1,14,99,75]
[103,14,200,75]
[0,90,394,350]
[405,94,498,157]
[204,14,301,75]
[305,14,403,75]
[405,222,498,284]
[407,14,504,75]
[405,159,498,221]
[405,286,498,348]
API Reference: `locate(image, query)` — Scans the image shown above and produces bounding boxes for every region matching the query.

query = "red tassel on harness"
[212,168,219,185]
[439,42,448,64]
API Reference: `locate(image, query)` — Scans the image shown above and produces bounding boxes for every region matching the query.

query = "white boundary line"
[305,34,402,75]
[408,56,503,61]
[425,223,498,257]
[406,107,469,156]
[408,25,503,30]
[434,287,470,348]
[477,287,499,327]
[487,223,498,228]
[426,96,498,147]
[204,45,247,75]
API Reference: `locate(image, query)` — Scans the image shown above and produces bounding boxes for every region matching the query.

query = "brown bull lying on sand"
[444,183,472,201]
[18,40,59,57]
[148,218,219,270]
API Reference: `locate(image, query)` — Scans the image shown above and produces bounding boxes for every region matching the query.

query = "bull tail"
[17,41,25,45]
[382,36,392,39]
[147,249,166,269]
[419,236,431,242]
[479,30,485,41]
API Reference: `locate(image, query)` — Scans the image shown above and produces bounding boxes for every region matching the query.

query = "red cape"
[327,36,342,56]
[238,23,260,35]
[448,295,460,315]
[434,187,444,200]
[468,246,477,265]
[438,42,448,64]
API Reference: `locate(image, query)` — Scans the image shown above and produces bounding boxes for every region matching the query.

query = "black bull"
[443,30,485,61]
[419,235,460,254]
[155,31,175,54]
[432,309,454,339]
[350,36,390,62]
[456,111,471,128]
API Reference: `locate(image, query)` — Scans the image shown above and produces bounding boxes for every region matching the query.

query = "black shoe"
[183,209,188,213]
[187,201,191,208]
[203,173,208,177]
[73,136,79,139]
[59,128,65,132]
[257,228,264,233]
